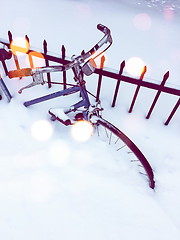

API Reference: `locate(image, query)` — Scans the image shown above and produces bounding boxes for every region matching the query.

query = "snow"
[50,108,70,121]
[0,0,180,239]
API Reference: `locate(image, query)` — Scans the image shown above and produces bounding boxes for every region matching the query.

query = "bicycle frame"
[8,24,112,121]
[24,81,90,116]
[23,24,112,111]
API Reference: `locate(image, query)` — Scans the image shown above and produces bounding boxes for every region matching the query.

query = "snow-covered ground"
[0,0,180,239]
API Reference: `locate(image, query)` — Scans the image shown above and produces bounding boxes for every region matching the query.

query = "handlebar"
[8,24,112,78]
[97,24,111,35]
[80,24,112,62]
[97,24,106,32]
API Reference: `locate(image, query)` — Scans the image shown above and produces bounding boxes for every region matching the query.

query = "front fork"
[64,84,90,113]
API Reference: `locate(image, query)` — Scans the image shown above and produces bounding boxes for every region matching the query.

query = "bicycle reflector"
[82,59,97,76]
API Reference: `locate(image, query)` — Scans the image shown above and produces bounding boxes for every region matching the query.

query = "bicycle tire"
[92,116,155,189]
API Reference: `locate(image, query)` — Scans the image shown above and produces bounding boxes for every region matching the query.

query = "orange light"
[10,37,30,56]
[91,51,106,69]
[126,57,145,77]
[71,120,94,142]
[28,51,45,68]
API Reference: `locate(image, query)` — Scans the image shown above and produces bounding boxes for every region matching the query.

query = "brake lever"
[18,71,45,94]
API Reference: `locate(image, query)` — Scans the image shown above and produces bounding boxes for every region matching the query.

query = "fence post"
[112,60,125,107]
[62,45,67,89]
[146,71,169,119]
[1,61,8,75]
[8,31,21,76]
[43,40,51,88]
[26,35,34,69]
[128,65,147,113]
[0,74,12,102]
[25,35,29,44]
[96,55,105,102]
[164,98,180,125]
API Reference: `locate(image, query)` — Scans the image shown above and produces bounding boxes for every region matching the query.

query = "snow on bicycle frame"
[8,24,112,94]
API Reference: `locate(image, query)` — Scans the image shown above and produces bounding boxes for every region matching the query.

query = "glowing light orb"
[133,13,152,31]
[10,37,30,56]
[28,51,45,68]
[126,57,145,77]
[91,51,106,69]
[49,140,70,167]
[71,120,94,142]
[31,120,53,142]
[163,5,174,21]
[76,3,91,19]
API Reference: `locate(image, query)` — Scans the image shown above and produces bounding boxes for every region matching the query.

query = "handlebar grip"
[8,68,32,78]
[97,24,109,33]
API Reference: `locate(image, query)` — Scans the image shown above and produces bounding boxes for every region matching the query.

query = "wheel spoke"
[109,131,112,144]
[92,117,155,189]
[116,144,126,151]
[104,127,109,138]
[114,137,120,144]
[139,172,148,176]
[128,151,133,154]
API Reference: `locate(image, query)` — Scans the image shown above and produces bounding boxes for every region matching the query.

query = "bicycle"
[8,24,155,189]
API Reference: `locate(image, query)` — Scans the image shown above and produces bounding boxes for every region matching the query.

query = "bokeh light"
[10,37,30,56]
[163,5,174,21]
[71,120,94,142]
[126,57,145,77]
[48,139,70,167]
[133,13,152,31]
[76,3,91,19]
[28,51,45,68]
[91,51,106,69]
[31,120,53,142]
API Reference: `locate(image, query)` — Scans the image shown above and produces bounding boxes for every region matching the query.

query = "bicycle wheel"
[91,116,155,189]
